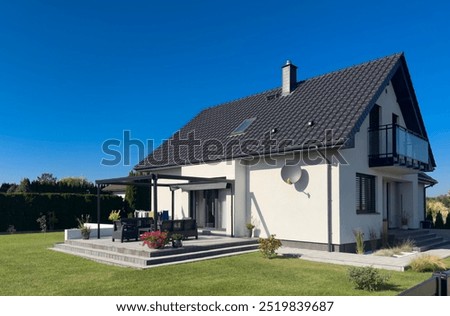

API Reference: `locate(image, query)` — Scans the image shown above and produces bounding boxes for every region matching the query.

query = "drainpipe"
[327,161,332,252]
[316,149,333,252]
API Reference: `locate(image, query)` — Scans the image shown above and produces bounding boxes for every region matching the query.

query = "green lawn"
[0,232,447,296]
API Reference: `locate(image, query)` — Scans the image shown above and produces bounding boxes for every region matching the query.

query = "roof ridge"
[197,52,403,115]
[301,52,404,82]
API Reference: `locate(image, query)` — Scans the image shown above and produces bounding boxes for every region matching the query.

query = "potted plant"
[171,233,184,248]
[246,223,255,238]
[401,211,409,230]
[108,210,121,222]
[77,214,91,240]
[140,231,169,249]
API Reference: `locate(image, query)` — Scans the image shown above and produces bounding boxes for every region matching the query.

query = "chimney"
[282,60,297,96]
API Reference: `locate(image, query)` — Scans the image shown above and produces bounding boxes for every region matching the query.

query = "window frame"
[230,118,256,136]
[356,173,376,214]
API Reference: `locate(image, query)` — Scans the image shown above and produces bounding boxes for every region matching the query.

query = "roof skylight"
[230,118,256,136]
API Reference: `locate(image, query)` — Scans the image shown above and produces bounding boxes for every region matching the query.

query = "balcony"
[368,124,430,171]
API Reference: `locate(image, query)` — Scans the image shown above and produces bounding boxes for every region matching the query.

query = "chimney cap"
[285,60,292,65]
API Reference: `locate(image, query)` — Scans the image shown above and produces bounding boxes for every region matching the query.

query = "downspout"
[327,161,332,252]
[231,183,234,237]
[317,149,333,252]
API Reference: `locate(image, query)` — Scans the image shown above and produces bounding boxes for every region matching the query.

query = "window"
[356,173,376,214]
[230,118,256,136]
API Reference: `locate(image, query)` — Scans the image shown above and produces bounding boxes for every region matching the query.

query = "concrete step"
[65,238,258,258]
[413,240,450,252]
[392,229,430,238]
[395,233,437,243]
[52,240,259,268]
[145,244,258,266]
[413,236,443,247]
[391,229,450,252]
[53,243,149,266]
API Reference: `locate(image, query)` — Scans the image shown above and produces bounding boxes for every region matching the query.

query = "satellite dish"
[281,165,302,185]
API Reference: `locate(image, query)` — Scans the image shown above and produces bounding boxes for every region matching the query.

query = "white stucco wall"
[246,156,332,244]
[338,81,424,245]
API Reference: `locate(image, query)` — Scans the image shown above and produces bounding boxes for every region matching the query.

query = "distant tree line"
[0,173,96,194]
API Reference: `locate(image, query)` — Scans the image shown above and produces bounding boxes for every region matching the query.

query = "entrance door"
[192,190,220,228]
[204,190,218,228]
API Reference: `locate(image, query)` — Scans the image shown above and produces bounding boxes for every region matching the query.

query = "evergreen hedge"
[0,193,123,232]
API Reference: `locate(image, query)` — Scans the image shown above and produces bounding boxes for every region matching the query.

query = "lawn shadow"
[378,282,403,292]
[274,253,302,260]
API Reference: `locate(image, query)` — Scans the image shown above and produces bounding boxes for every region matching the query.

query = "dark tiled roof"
[418,172,438,185]
[136,53,426,170]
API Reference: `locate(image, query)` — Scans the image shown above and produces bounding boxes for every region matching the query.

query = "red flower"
[140,231,169,249]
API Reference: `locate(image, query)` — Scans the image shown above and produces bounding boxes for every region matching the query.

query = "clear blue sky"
[0,0,449,196]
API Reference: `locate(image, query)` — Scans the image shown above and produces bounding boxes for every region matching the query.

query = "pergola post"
[171,189,175,220]
[152,174,158,229]
[97,184,101,239]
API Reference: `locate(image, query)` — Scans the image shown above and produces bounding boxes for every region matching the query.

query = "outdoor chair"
[161,219,198,240]
[112,217,154,243]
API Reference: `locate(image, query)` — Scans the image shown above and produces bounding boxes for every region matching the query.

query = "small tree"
[125,172,150,210]
[6,184,18,193]
[16,178,31,193]
[426,211,435,228]
[36,214,47,232]
[435,211,445,229]
[37,173,57,184]
[445,213,450,229]
[47,211,58,230]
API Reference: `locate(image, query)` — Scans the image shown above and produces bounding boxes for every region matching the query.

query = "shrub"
[445,212,450,229]
[374,239,415,257]
[409,255,447,272]
[353,229,365,254]
[258,234,282,259]
[435,211,445,229]
[108,210,121,222]
[36,214,47,232]
[6,225,16,234]
[347,266,390,291]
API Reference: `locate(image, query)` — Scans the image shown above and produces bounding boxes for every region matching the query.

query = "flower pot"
[81,231,90,240]
[172,239,183,248]
[246,229,253,238]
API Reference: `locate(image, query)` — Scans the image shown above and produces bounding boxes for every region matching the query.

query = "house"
[134,53,437,252]
[103,184,126,199]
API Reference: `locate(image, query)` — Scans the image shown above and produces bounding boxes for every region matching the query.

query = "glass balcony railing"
[368,124,430,170]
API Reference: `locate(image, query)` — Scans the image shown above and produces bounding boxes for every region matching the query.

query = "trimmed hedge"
[0,193,123,232]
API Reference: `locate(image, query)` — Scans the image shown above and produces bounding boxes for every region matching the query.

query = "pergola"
[95,173,235,239]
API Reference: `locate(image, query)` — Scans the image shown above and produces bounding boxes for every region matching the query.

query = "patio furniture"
[112,217,154,243]
[161,219,198,240]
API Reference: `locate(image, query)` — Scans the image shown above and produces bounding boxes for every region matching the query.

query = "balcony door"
[369,105,381,155]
